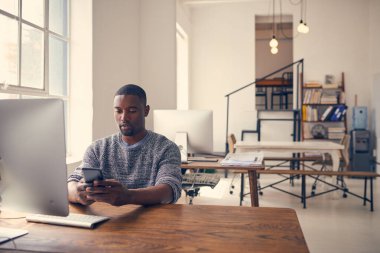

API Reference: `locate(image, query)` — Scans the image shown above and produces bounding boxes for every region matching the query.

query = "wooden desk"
[181,160,264,207]
[256,78,292,87]
[236,141,344,171]
[0,204,309,253]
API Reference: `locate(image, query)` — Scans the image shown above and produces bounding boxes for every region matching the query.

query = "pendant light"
[269,0,278,54]
[297,0,309,34]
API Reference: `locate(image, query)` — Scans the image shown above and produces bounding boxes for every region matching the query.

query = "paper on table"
[220,152,264,166]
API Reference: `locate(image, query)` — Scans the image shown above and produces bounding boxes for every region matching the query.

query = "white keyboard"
[187,157,218,162]
[26,213,110,229]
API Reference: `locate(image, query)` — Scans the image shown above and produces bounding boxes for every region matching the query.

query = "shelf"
[303,103,346,106]
[303,137,343,140]
[303,120,345,123]
[302,72,347,142]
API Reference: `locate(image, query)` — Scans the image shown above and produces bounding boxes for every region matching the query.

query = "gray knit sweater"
[68,131,182,203]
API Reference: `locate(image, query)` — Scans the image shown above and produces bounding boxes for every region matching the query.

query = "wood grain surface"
[0,204,309,253]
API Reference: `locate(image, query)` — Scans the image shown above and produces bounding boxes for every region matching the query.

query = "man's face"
[113,95,149,137]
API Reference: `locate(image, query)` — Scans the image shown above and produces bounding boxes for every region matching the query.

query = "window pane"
[49,36,68,96]
[0,0,18,15]
[0,15,18,86]
[22,0,44,27]
[49,0,68,36]
[21,24,44,89]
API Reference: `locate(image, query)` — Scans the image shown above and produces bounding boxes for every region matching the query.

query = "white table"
[235,141,344,171]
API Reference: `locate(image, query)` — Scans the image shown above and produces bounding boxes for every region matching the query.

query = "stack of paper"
[220,152,264,166]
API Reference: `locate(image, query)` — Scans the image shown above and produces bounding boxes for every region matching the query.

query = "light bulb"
[297,20,305,33]
[303,23,309,34]
[269,36,278,48]
[271,47,278,54]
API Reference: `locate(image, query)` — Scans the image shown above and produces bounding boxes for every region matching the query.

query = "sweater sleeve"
[155,142,182,203]
[67,143,100,182]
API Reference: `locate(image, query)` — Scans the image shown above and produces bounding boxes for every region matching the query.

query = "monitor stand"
[175,132,188,163]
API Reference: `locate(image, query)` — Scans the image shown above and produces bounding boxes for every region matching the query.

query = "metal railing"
[224,59,304,153]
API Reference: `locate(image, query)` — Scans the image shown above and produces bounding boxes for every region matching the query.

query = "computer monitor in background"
[153,110,213,161]
[0,99,69,217]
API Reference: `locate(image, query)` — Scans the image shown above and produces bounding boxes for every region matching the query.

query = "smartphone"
[82,168,104,186]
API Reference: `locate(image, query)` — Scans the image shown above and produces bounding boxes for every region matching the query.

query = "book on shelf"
[320,105,334,121]
[322,83,339,89]
[303,89,322,104]
[328,127,346,133]
[303,105,318,121]
[320,89,338,104]
[330,105,347,121]
[304,81,322,88]
[328,132,345,140]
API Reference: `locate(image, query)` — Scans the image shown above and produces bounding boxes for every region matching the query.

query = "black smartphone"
[82,168,104,187]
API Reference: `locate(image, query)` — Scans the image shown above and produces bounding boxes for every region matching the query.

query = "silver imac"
[153,110,213,162]
[0,99,69,217]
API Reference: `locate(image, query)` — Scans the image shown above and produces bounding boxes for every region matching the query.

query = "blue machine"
[352,106,368,130]
[350,106,373,173]
[350,130,373,172]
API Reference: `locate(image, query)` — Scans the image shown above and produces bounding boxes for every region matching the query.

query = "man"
[68,84,182,206]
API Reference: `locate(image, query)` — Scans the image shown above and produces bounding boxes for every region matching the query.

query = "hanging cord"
[304,0,308,24]
[272,0,276,36]
[287,0,304,37]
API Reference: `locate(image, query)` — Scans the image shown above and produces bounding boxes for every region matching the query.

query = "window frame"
[0,0,71,154]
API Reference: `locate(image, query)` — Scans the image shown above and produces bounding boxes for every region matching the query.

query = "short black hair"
[115,84,147,105]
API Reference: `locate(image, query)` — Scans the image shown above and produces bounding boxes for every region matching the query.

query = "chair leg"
[271,93,274,110]
[264,94,268,110]
[364,177,368,206]
[370,178,374,211]
[285,93,288,109]
[229,173,237,195]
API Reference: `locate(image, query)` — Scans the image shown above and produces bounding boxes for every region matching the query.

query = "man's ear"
[144,105,150,117]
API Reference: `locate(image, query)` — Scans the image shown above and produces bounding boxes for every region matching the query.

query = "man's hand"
[68,179,173,206]
[68,180,95,206]
[85,179,130,206]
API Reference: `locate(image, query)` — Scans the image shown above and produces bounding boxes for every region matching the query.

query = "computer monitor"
[0,99,69,217]
[153,110,213,161]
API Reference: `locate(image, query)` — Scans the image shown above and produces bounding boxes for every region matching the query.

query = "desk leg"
[330,150,340,199]
[330,151,340,172]
[248,171,259,207]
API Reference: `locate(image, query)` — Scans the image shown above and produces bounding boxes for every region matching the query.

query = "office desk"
[236,141,344,171]
[0,203,309,253]
[181,160,264,207]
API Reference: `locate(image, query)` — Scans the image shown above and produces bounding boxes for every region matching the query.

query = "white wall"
[92,0,140,140]
[140,0,177,129]
[92,0,176,139]
[187,0,375,152]
[190,3,259,151]
[69,0,93,162]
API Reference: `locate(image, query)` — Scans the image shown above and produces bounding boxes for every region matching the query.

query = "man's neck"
[122,130,148,145]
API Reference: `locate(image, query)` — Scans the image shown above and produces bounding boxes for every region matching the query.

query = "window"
[0,0,70,152]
